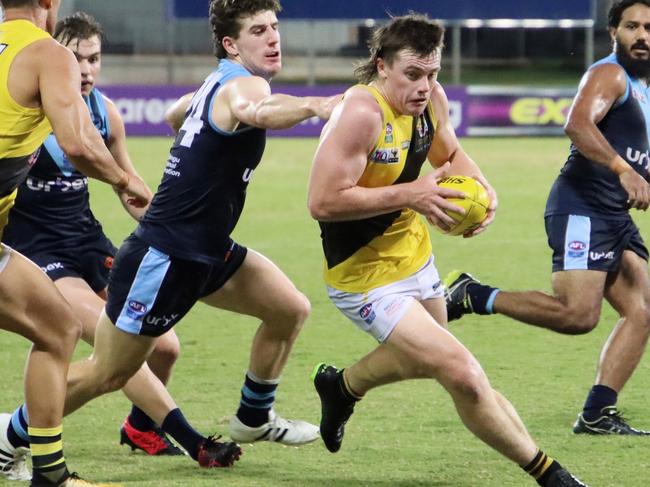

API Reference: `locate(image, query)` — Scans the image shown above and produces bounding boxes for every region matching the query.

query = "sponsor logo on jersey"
[370,148,400,164]
[359,303,376,325]
[626,147,650,171]
[25,176,89,192]
[384,123,394,143]
[242,168,255,182]
[567,240,587,258]
[164,155,181,178]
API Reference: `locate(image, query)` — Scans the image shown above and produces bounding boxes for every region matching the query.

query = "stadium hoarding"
[100,85,575,138]
[168,0,592,20]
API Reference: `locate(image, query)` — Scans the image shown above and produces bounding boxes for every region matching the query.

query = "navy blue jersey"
[3,88,111,251]
[546,53,650,219]
[135,59,266,264]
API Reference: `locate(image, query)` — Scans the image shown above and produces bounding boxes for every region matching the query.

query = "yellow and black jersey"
[320,84,437,293]
[0,19,52,198]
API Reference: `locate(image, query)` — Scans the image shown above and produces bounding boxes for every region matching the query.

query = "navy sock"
[582,385,617,421]
[161,408,205,460]
[467,283,500,315]
[236,372,278,427]
[7,405,29,449]
[128,405,157,431]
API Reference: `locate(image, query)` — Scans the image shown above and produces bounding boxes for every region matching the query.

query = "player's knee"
[279,291,311,329]
[151,333,181,367]
[561,305,600,334]
[445,364,489,404]
[32,310,82,359]
[98,367,136,394]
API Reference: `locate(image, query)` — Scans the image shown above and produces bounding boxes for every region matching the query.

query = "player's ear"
[222,36,239,58]
[608,27,617,44]
[376,58,387,80]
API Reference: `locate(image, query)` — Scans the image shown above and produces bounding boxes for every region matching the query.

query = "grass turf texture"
[1,136,649,486]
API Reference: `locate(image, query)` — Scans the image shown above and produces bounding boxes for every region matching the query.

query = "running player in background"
[445,0,650,437]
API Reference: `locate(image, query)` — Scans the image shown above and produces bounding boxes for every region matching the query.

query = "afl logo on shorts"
[127,300,147,316]
[359,303,376,325]
[567,240,587,258]
[104,256,114,269]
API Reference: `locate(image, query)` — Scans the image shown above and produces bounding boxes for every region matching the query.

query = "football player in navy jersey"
[446,0,650,436]
[16,0,339,471]
[0,13,187,472]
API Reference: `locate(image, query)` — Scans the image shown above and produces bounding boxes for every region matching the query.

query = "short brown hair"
[209,0,281,59]
[355,13,445,84]
[53,11,103,46]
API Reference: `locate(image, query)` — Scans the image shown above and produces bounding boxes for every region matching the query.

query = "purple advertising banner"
[100,84,470,137]
[100,84,574,138]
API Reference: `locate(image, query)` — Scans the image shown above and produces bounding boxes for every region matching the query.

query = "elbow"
[564,117,583,139]
[308,196,334,221]
[57,139,85,159]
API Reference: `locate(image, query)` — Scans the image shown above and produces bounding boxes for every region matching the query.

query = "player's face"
[64,35,102,97]
[612,3,650,61]
[228,10,281,79]
[376,49,441,116]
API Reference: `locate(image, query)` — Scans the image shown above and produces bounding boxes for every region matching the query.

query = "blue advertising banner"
[169,0,592,20]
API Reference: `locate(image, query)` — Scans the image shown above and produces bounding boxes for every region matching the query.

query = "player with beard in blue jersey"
[446,0,650,437]
[8,0,340,474]
[0,14,184,481]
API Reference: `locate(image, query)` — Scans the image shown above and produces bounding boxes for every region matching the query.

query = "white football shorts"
[327,256,444,343]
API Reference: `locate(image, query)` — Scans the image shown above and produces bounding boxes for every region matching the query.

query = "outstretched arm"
[217,76,341,131]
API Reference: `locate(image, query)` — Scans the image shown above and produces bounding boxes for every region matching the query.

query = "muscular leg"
[56,277,180,391]
[201,249,309,381]
[0,250,81,430]
[64,310,176,424]
[492,270,606,334]
[599,250,650,391]
[347,300,537,466]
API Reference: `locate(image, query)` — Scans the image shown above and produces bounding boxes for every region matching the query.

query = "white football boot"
[229,409,319,445]
[0,412,31,481]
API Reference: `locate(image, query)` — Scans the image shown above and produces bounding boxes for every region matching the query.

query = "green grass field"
[2,136,649,486]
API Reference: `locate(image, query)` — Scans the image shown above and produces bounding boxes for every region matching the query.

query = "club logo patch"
[359,303,376,325]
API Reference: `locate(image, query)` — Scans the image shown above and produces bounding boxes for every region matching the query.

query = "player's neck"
[3,9,40,27]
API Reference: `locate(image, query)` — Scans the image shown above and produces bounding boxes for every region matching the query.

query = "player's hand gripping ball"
[434,176,489,236]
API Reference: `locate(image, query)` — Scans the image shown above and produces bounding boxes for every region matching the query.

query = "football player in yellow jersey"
[0,0,150,485]
[308,14,588,487]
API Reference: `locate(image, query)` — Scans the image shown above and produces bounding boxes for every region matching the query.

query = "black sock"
[128,405,157,431]
[466,283,500,315]
[161,408,205,460]
[582,384,617,421]
[523,449,562,486]
[338,370,361,402]
[236,373,278,427]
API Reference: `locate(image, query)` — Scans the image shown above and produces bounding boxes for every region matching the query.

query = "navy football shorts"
[25,233,117,292]
[105,233,247,337]
[545,214,648,273]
